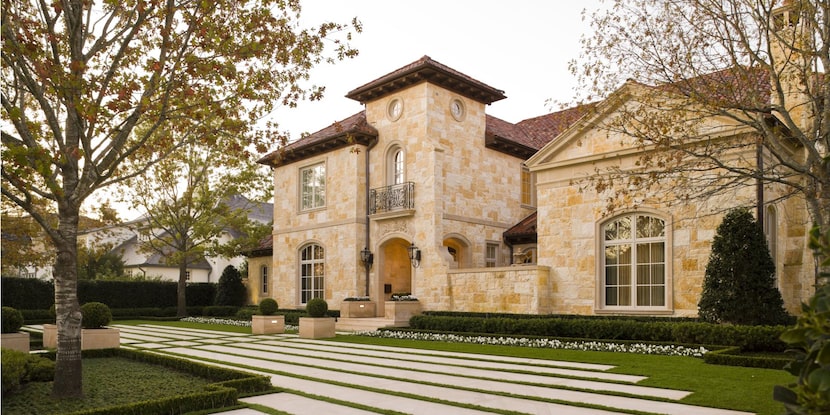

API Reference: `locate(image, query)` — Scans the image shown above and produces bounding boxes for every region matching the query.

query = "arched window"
[387,146,405,185]
[601,213,667,309]
[300,244,325,304]
[764,205,778,265]
[261,265,269,294]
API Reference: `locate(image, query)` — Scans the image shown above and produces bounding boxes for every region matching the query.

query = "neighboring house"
[258,7,816,317]
[79,194,273,283]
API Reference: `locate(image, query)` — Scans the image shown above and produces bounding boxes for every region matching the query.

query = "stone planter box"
[82,328,120,350]
[298,317,336,339]
[43,324,57,349]
[340,301,376,318]
[252,315,285,334]
[384,301,422,323]
[42,324,120,350]
[1,332,30,353]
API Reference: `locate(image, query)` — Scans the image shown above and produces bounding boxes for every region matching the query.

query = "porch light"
[407,243,421,268]
[360,247,374,269]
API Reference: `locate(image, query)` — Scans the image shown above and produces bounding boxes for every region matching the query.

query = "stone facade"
[258,55,815,318]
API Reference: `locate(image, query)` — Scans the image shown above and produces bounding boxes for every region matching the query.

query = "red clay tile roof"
[346,55,507,104]
[485,104,597,158]
[257,111,378,167]
[662,66,771,111]
[503,211,537,244]
[245,234,273,257]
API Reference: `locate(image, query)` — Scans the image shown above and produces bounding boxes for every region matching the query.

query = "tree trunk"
[177,260,188,318]
[52,208,83,398]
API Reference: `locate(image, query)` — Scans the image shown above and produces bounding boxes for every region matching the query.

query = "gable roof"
[346,55,507,105]
[258,111,378,167]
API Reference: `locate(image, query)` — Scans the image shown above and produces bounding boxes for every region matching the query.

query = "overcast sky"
[267,0,604,140]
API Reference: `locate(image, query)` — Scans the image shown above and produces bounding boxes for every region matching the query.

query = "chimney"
[769,0,814,131]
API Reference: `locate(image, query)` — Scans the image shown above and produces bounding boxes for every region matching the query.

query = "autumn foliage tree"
[1,0,359,398]
[572,1,829,255]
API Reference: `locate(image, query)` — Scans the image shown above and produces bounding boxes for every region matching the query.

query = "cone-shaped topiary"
[81,302,112,329]
[259,298,278,315]
[2,307,24,333]
[698,208,790,325]
[215,265,247,307]
[306,298,328,317]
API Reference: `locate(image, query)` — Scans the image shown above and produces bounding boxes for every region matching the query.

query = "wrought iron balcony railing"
[369,182,415,214]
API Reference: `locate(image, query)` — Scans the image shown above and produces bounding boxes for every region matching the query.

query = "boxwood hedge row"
[1,277,215,309]
[409,314,788,352]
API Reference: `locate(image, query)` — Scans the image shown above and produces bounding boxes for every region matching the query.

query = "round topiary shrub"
[81,302,112,329]
[306,298,328,318]
[259,298,278,315]
[2,307,24,333]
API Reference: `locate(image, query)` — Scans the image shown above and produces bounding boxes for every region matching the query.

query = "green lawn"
[108,320,793,415]
[332,335,792,415]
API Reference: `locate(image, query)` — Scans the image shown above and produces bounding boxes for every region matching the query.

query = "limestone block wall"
[270,145,367,310]
[440,266,552,314]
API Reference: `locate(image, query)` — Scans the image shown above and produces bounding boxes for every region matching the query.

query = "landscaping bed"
[1,348,273,415]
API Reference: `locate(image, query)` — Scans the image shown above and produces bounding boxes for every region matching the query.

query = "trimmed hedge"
[409,314,788,352]
[40,348,273,415]
[703,346,791,369]
[1,278,216,310]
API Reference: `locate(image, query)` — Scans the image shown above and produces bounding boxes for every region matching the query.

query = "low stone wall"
[439,266,552,314]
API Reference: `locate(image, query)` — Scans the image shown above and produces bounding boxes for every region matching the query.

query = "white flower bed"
[355,330,709,357]
[180,316,300,331]
[179,316,707,357]
[180,317,251,327]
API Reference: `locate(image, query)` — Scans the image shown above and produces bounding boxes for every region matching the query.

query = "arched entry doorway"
[378,237,413,303]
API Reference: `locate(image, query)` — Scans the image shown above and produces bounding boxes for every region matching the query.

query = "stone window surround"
[299,161,326,212]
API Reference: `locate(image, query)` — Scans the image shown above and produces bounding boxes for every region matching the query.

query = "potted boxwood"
[299,298,335,339]
[1,306,29,353]
[80,302,120,350]
[251,298,285,335]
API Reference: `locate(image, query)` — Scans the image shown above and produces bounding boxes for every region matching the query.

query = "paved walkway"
[26,324,756,415]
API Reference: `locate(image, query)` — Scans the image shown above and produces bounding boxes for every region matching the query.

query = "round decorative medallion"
[450,98,465,121]
[387,98,403,121]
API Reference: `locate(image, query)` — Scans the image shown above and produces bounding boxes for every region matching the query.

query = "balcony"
[369,182,415,218]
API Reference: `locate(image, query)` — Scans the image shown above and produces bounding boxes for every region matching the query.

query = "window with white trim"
[261,265,269,294]
[764,205,778,265]
[300,163,326,211]
[485,243,499,267]
[521,167,535,206]
[601,213,667,309]
[387,146,405,185]
[300,244,325,304]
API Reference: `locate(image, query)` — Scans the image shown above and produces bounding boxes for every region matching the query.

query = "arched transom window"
[300,244,325,304]
[601,213,667,309]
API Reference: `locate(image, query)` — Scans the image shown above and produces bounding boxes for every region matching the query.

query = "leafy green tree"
[215,265,246,307]
[1,0,359,398]
[76,244,125,280]
[698,209,790,325]
[126,142,271,317]
[775,225,830,414]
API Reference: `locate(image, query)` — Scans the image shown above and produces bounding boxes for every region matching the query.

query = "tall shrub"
[698,208,789,325]
[215,265,246,307]
[774,225,830,414]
